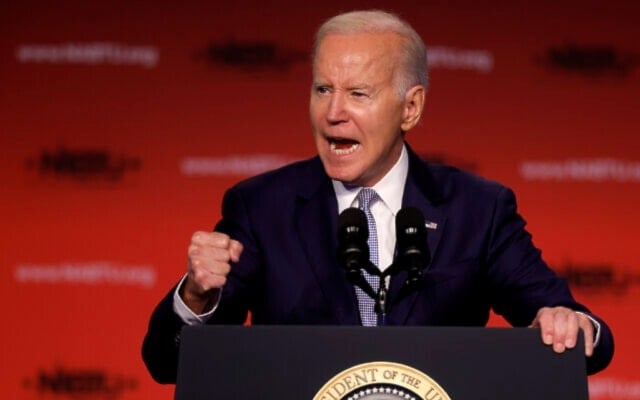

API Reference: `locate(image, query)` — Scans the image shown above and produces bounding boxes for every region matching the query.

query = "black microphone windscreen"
[337,207,370,279]
[394,207,429,295]
[396,207,425,235]
[338,207,369,238]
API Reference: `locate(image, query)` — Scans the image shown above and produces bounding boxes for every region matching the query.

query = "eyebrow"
[310,82,376,92]
[347,84,373,91]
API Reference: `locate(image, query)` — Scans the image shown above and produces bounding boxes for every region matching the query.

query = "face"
[310,32,423,187]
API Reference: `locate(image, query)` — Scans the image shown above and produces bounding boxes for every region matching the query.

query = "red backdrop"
[2,0,639,398]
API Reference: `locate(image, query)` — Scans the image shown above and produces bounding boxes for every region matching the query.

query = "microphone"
[337,208,375,299]
[395,207,430,290]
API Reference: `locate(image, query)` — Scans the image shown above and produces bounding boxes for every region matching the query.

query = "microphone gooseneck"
[337,206,431,321]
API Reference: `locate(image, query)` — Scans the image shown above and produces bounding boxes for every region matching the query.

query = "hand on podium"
[531,306,596,357]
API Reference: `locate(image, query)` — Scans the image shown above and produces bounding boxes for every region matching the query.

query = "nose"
[326,93,348,124]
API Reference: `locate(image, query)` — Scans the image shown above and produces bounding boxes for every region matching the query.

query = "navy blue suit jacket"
[142,145,613,382]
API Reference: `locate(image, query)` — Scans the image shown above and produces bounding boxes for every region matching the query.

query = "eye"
[351,90,369,98]
[314,85,331,95]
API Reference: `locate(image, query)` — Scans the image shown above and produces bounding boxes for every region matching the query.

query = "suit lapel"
[294,158,361,325]
[388,146,448,324]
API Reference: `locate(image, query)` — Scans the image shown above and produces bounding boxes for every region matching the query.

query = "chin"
[324,167,357,184]
[320,157,368,185]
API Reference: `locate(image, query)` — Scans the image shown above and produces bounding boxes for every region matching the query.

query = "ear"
[400,85,425,132]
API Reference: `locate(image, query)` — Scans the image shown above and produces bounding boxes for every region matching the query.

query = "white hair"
[313,10,429,95]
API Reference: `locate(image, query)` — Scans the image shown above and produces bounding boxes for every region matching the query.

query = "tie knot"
[357,188,378,211]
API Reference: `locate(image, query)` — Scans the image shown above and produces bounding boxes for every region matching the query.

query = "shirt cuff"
[575,311,601,347]
[172,273,220,325]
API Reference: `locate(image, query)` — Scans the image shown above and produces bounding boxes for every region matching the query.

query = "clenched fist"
[180,231,243,314]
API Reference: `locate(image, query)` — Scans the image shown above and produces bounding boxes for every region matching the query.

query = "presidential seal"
[313,362,451,400]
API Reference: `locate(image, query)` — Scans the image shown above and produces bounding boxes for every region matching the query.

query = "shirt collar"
[333,144,408,214]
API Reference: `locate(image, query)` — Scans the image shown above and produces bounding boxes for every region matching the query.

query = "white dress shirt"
[332,144,409,273]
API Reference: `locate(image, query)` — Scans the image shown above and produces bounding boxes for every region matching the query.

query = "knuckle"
[191,231,204,242]
[187,244,200,257]
[213,232,231,247]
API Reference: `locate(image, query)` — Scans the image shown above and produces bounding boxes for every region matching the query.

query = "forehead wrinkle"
[315,41,397,91]
[315,32,403,91]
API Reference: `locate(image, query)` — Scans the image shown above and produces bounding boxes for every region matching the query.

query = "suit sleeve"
[487,186,614,374]
[141,284,185,384]
[141,186,258,383]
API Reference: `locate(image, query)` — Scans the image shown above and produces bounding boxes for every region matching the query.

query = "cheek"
[373,105,404,134]
[352,108,390,138]
[348,109,371,131]
[309,104,325,126]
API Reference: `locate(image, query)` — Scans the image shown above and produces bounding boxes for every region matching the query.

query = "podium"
[175,325,588,399]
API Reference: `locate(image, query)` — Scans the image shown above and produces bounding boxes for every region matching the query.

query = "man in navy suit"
[142,10,614,383]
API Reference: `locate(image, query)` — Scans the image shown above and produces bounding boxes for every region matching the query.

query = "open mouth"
[329,138,360,155]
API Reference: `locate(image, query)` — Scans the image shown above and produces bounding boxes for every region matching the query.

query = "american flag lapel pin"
[425,221,438,230]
